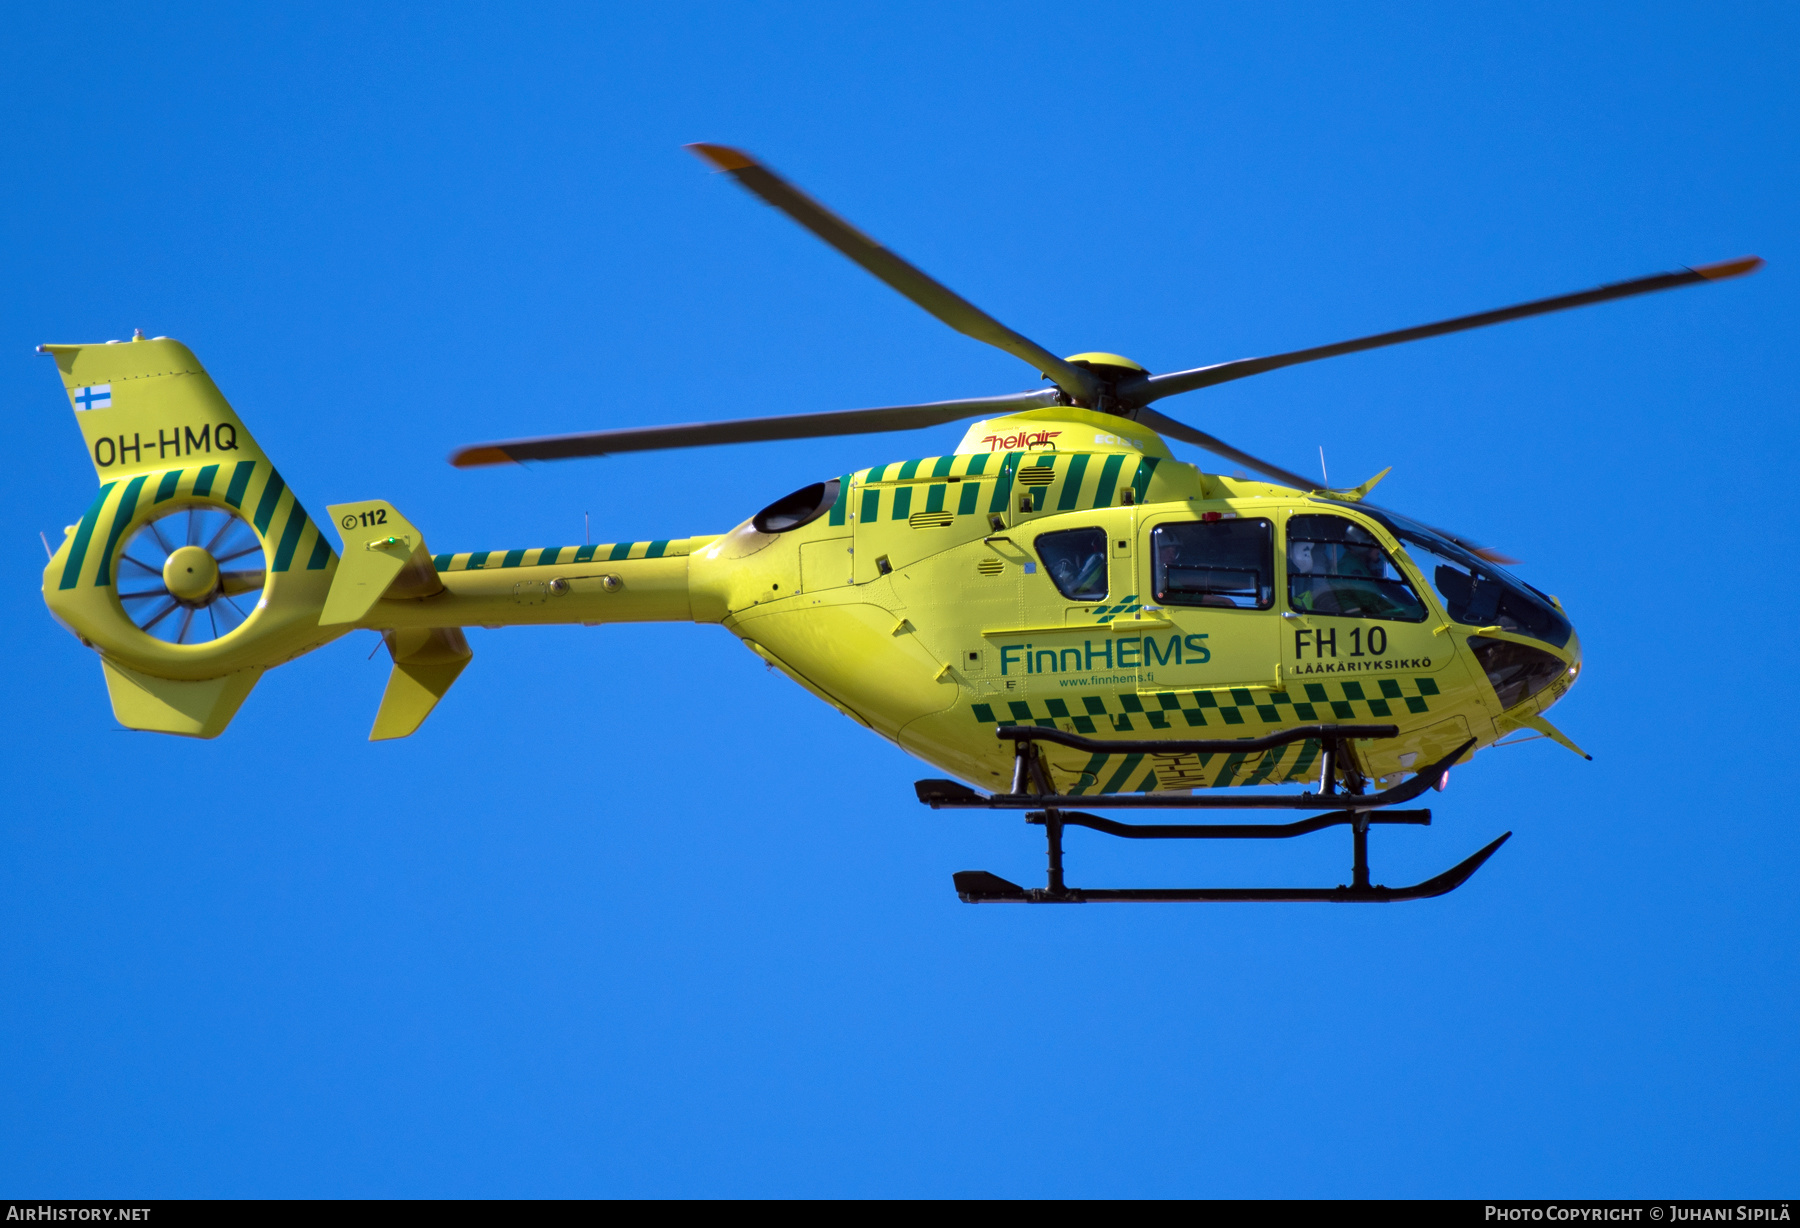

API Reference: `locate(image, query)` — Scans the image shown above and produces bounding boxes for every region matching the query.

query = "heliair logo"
[980,429,1060,451]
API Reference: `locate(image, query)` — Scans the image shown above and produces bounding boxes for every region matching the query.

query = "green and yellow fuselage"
[346,406,1581,790]
[41,339,1579,787]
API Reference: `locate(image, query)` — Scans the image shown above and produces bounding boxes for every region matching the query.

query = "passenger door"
[1132,510,1281,698]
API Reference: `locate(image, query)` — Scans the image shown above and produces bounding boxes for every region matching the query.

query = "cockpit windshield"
[1369,510,1573,649]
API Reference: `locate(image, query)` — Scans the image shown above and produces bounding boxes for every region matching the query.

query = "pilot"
[1052,540,1106,599]
[1289,538,1323,612]
[1154,535,1190,593]
[1049,552,1084,592]
[1340,537,1388,580]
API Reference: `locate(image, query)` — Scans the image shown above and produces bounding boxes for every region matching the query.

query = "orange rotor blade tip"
[685,142,756,172]
[1694,255,1765,281]
[450,445,515,468]
[1472,547,1523,566]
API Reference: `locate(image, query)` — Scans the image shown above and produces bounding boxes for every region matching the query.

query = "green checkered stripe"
[432,539,688,572]
[847,451,1163,526]
[969,678,1442,792]
[969,677,1440,736]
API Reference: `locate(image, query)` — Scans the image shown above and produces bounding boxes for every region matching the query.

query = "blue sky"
[1,1,1794,1197]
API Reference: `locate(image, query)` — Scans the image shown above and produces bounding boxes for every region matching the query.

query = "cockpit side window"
[1035,527,1108,601]
[1152,518,1274,609]
[1286,514,1427,622]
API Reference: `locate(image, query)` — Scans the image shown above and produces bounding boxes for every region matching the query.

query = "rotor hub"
[1062,353,1149,414]
[163,545,220,605]
[1064,352,1147,384]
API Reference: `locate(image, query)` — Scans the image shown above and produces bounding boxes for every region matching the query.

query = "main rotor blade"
[1132,406,1515,561]
[450,390,1061,466]
[687,143,1101,406]
[1118,256,1764,406]
[1132,406,1316,490]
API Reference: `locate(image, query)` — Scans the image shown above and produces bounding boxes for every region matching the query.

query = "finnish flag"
[72,384,113,411]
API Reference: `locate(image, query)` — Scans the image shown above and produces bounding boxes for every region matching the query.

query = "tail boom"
[341,536,712,631]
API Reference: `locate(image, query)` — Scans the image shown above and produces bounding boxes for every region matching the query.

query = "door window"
[1286,513,1426,621]
[1151,519,1274,609]
[1035,527,1109,601]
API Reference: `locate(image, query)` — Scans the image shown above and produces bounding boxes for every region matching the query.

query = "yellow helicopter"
[38,144,1761,904]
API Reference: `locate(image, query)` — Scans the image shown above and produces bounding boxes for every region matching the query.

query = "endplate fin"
[320,501,443,626]
[370,626,471,741]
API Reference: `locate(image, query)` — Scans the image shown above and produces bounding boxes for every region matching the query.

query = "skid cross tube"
[917,739,1474,811]
[1031,808,1432,840]
[994,723,1399,756]
[922,731,1504,904]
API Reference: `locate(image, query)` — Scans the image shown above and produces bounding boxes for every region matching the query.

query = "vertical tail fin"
[40,336,346,737]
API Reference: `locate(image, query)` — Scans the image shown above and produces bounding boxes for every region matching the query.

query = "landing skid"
[917,725,1507,904]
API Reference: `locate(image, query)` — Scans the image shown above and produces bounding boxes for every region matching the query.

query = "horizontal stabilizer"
[320,501,443,626]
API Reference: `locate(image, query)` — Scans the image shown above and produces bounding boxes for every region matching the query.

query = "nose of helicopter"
[1547,627,1586,714]
[1552,624,1582,708]
[1464,620,1581,720]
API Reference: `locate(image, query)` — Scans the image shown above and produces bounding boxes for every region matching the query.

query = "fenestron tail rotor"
[116,506,266,645]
